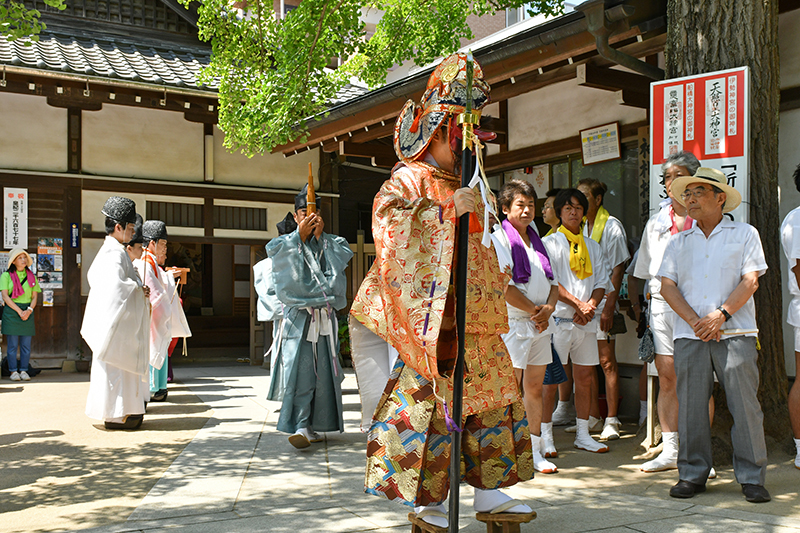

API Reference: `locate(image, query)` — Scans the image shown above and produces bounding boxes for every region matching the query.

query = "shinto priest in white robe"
[83,236,150,421]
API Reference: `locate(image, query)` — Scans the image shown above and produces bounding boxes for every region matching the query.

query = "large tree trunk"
[665,0,790,462]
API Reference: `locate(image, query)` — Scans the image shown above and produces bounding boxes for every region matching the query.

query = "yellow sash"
[588,205,610,243]
[558,225,592,280]
[545,227,556,237]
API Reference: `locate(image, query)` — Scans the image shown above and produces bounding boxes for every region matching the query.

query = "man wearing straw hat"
[658,167,770,503]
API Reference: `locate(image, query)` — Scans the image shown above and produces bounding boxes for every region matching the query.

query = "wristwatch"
[717,305,732,321]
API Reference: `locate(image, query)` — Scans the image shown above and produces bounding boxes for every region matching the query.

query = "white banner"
[650,67,750,223]
[4,188,28,249]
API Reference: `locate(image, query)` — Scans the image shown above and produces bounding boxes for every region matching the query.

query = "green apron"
[2,303,35,336]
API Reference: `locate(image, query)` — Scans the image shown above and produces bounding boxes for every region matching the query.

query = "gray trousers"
[673,337,767,486]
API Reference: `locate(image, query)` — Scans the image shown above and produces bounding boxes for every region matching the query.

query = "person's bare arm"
[600,262,625,332]
[530,284,558,332]
[505,285,539,315]
[693,271,760,342]
[2,289,26,317]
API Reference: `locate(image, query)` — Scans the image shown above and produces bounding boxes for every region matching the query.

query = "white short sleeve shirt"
[492,224,558,320]
[584,215,630,271]
[657,218,767,340]
[780,206,800,327]
[543,232,609,331]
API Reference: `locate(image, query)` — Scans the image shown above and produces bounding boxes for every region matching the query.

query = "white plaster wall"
[212,125,319,189]
[82,190,147,234]
[780,9,800,90]
[507,78,647,150]
[82,105,204,181]
[778,108,800,378]
[0,93,67,172]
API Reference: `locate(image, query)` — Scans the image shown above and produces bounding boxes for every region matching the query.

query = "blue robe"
[265,230,353,434]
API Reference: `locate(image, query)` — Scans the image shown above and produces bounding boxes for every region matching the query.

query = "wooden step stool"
[408,512,447,533]
[475,511,537,533]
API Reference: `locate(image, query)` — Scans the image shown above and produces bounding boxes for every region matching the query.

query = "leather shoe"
[741,484,771,503]
[669,480,706,499]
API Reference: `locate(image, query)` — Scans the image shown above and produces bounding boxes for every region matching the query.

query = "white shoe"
[531,435,557,474]
[9,371,21,382]
[573,419,608,453]
[795,453,800,470]
[565,415,601,433]
[552,401,573,426]
[414,504,447,528]
[600,417,620,441]
[19,371,30,381]
[708,467,717,479]
[473,488,532,514]
[640,432,678,472]
[541,422,558,458]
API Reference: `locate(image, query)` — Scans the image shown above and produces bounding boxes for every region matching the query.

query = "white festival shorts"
[502,319,553,369]
[552,323,600,366]
[651,310,675,357]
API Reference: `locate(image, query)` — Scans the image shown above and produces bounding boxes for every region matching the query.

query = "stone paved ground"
[2,364,799,533]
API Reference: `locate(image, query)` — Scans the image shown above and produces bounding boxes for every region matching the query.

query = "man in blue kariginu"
[266,186,353,449]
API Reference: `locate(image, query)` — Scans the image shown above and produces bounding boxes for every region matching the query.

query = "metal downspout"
[577,0,665,80]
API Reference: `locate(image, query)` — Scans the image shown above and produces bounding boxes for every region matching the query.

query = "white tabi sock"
[473,488,531,514]
[414,503,447,528]
[795,438,800,469]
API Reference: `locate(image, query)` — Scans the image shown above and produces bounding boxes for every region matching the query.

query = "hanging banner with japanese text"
[4,188,28,249]
[650,67,750,223]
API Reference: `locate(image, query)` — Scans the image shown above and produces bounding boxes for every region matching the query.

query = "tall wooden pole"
[448,52,476,533]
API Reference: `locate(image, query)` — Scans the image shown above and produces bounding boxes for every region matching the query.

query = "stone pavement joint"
[3,364,800,533]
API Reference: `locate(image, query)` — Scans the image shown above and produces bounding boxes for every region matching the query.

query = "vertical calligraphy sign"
[4,188,28,249]
[650,67,750,223]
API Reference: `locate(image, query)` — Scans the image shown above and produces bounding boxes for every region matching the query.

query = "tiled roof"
[0,33,212,89]
[0,33,371,104]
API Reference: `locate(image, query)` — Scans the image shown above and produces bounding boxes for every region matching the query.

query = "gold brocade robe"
[350,160,519,417]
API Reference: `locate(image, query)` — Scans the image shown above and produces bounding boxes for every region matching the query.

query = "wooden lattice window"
[146,202,203,228]
[213,206,268,231]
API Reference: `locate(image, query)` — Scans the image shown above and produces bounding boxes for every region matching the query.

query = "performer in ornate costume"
[350,53,533,529]
[266,186,353,449]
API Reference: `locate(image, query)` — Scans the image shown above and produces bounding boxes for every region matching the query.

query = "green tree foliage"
[180,0,564,155]
[1,0,66,42]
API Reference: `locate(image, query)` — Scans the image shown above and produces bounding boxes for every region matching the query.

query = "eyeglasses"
[542,205,554,211]
[680,187,713,201]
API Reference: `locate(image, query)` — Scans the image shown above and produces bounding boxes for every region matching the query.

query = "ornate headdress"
[394,53,493,163]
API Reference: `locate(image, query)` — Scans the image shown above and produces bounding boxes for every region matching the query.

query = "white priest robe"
[83,236,150,421]
[163,267,191,339]
[134,251,172,370]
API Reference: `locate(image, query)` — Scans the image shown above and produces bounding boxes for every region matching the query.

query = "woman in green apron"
[1,249,41,381]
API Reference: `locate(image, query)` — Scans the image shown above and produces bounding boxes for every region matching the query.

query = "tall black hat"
[142,220,168,242]
[101,196,137,225]
[294,184,321,212]
[276,212,298,236]
[129,214,144,244]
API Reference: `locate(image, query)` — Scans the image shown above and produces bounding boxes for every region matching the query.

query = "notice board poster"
[650,66,750,222]
[37,238,63,289]
[580,122,621,165]
[3,188,27,249]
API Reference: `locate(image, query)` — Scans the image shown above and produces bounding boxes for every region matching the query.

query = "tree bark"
[665,0,790,462]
